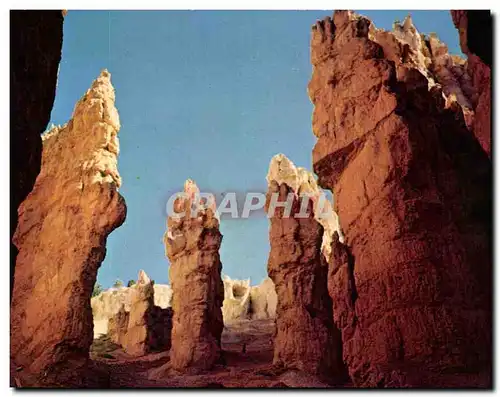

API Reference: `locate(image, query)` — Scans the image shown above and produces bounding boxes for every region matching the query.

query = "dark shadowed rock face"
[451,10,492,156]
[10,71,126,387]
[265,154,346,384]
[164,179,224,373]
[309,10,491,387]
[10,10,64,299]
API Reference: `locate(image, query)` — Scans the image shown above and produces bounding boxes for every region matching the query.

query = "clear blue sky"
[49,10,461,288]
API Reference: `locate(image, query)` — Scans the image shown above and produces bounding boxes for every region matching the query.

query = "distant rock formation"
[309,10,491,387]
[10,70,127,387]
[249,278,278,320]
[10,11,64,299]
[107,271,173,355]
[222,276,251,322]
[122,271,155,356]
[92,283,172,338]
[266,154,346,384]
[108,304,129,347]
[451,10,491,156]
[165,179,224,373]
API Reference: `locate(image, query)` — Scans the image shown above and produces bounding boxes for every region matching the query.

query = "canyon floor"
[90,318,342,388]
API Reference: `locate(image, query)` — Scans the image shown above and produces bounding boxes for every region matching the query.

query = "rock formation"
[108,304,130,347]
[10,70,127,386]
[249,278,278,320]
[122,270,155,356]
[10,11,64,299]
[266,154,346,384]
[451,10,492,156]
[309,10,491,387]
[222,276,251,322]
[92,282,172,337]
[164,179,224,372]
[106,271,173,355]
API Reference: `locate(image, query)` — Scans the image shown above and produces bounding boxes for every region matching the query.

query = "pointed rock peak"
[137,270,151,285]
[403,14,414,31]
[267,153,299,191]
[267,153,321,195]
[184,178,200,199]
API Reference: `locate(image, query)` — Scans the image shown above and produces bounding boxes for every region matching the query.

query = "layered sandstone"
[164,179,224,372]
[309,10,491,387]
[10,11,64,299]
[266,154,346,384]
[11,70,127,387]
[451,10,491,156]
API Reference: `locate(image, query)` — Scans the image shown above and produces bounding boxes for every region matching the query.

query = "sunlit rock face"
[222,276,251,322]
[309,10,491,387]
[10,70,127,387]
[266,154,346,384]
[92,283,172,338]
[164,179,224,373]
[106,271,173,355]
[122,271,155,356]
[451,10,491,156]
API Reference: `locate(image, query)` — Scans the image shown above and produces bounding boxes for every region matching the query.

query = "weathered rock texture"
[451,10,492,156]
[122,270,155,356]
[165,179,224,372]
[309,10,491,387]
[222,276,252,322]
[10,11,64,299]
[221,276,278,322]
[106,272,173,355]
[249,278,278,320]
[10,70,127,387]
[108,304,130,347]
[266,154,346,384]
[92,282,172,338]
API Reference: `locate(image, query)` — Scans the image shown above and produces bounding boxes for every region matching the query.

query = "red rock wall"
[266,177,346,384]
[451,10,492,156]
[10,11,64,299]
[309,11,491,387]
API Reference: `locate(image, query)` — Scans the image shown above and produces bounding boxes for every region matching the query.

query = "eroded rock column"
[123,270,155,356]
[10,70,126,386]
[164,180,224,372]
[266,154,345,383]
[309,11,491,387]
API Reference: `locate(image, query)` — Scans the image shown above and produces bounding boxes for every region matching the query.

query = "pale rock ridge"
[368,15,475,123]
[249,277,278,320]
[11,69,126,386]
[222,275,251,322]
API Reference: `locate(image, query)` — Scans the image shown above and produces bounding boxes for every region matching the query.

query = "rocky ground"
[90,319,342,388]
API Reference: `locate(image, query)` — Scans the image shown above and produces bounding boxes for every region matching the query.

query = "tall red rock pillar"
[266,154,346,384]
[164,180,224,372]
[10,70,127,386]
[309,11,491,387]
